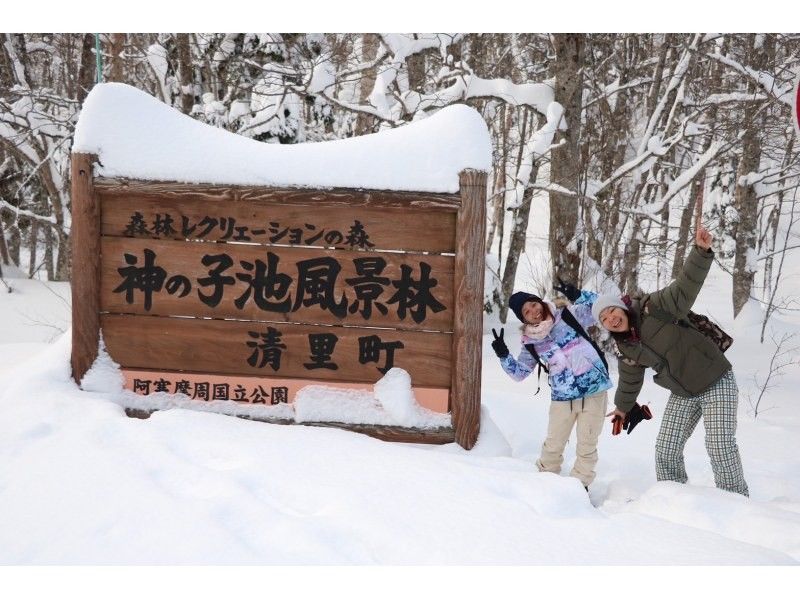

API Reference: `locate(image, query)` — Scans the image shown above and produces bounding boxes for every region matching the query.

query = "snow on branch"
[3,34,29,88]
[637,34,701,157]
[684,92,770,105]
[243,59,302,78]
[504,102,563,209]
[657,140,725,207]
[463,76,555,113]
[0,199,56,225]
[702,51,794,107]
[584,77,653,108]
[339,48,391,78]
[400,73,555,121]
[595,129,685,195]
[319,89,404,125]
[379,33,462,63]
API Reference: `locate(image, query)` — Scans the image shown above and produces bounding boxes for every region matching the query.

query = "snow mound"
[72,83,492,193]
[80,336,125,393]
[610,482,800,560]
[373,367,417,426]
[294,368,450,429]
[426,406,513,457]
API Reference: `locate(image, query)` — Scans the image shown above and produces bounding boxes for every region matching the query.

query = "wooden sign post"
[71,158,486,449]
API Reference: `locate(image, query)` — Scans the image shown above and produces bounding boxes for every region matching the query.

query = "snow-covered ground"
[1,260,799,566]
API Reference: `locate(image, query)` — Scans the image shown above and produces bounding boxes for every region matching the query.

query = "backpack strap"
[642,299,733,353]
[642,299,691,329]
[523,343,548,395]
[560,308,610,372]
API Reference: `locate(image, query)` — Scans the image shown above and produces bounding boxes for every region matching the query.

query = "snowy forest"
[1,33,798,330]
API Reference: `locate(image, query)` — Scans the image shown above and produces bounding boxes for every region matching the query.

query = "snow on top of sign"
[72,83,492,193]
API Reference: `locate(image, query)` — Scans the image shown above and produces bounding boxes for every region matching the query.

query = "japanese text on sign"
[113,248,447,324]
[132,377,289,404]
[124,211,376,249]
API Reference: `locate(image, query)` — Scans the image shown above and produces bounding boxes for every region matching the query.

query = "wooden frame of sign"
[71,152,486,449]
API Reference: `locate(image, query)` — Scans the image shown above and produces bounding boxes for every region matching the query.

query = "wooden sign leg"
[452,169,487,450]
[70,153,101,384]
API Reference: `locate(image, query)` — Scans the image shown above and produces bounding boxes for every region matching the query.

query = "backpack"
[523,308,609,395]
[644,302,733,353]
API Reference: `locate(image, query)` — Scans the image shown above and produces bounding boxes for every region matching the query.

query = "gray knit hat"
[591,294,628,324]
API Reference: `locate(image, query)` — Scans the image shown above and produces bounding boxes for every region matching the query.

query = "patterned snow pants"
[655,370,749,496]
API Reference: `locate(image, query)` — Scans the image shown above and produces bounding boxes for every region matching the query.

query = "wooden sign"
[71,155,486,448]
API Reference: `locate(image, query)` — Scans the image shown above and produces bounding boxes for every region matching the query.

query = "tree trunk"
[109,33,125,82]
[548,34,585,284]
[623,217,643,294]
[355,34,379,136]
[9,224,20,265]
[486,103,507,252]
[55,228,70,281]
[500,160,541,323]
[732,34,768,317]
[0,36,15,90]
[44,223,54,280]
[592,36,632,269]
[0,217,10,265]
[7,34,32,86]
[406,36,426,92]
[645,34,671,116]
[671,178,700,279]
[672,39,726,279]
[176,33,194,114]
[27,218,38,278]
[763,135,793,297]
[77,33,96,102]
[657,186,670,287]
[495,107,535,321]
[602,207,623,280]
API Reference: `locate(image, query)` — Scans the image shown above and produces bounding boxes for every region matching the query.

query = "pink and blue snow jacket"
[500,290,612,401]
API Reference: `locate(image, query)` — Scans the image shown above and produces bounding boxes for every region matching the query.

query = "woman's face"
[522,300,546,325]
[599,306,630,333]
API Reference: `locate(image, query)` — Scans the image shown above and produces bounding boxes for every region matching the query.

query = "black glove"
[623,403,653,434]
[491,328,509,359]
[553,277,581,302]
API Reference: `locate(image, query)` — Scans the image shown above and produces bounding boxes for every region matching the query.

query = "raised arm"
[650,227,714,317]
[570,289,600,329]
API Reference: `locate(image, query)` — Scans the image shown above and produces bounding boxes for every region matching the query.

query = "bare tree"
[548,34,584,285]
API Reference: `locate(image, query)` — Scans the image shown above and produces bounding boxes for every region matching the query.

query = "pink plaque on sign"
[121,369,450,413]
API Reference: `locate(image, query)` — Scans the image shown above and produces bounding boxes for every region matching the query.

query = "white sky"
[3,1,793,33]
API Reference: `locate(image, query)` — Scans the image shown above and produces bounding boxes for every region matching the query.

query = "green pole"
[95,34,103,83]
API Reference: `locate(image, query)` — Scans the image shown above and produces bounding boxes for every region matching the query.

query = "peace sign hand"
[491,328,509,359]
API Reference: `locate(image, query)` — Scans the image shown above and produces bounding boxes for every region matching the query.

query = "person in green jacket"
[593,226,749,497]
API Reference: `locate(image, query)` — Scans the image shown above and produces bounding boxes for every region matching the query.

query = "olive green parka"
[613,246,731,413]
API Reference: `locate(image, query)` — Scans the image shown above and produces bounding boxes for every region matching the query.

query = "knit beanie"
[591,294,628,323]
[509,291,543,323]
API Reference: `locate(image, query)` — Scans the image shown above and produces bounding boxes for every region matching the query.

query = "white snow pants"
[535,390,608,487]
